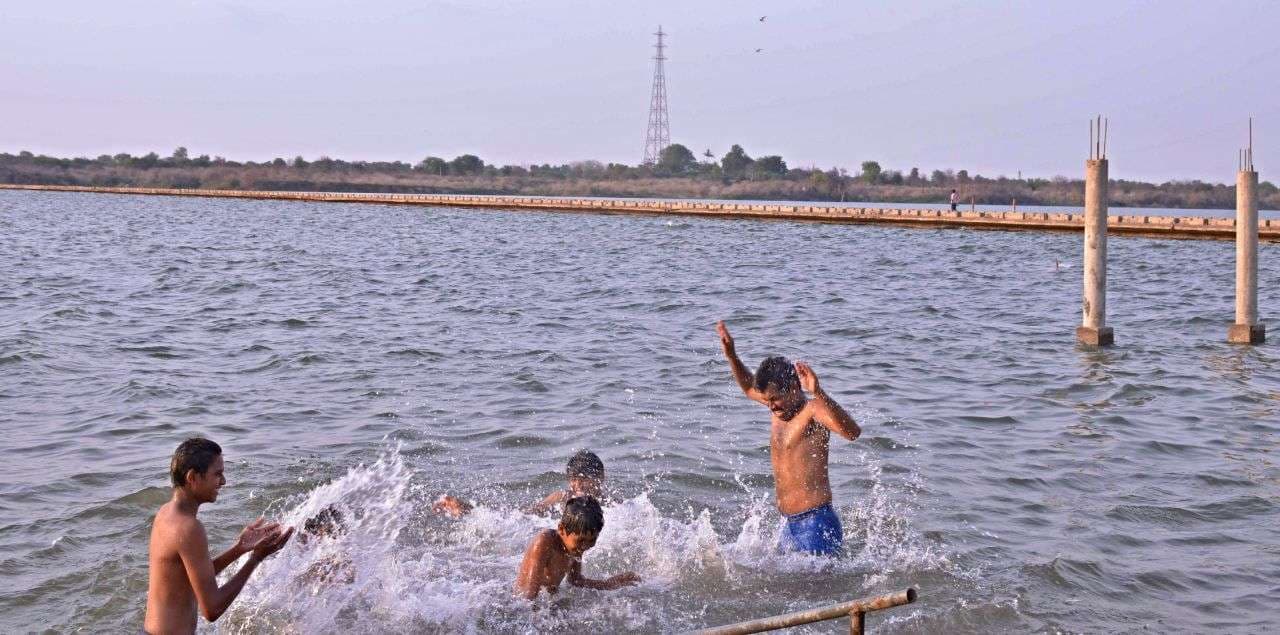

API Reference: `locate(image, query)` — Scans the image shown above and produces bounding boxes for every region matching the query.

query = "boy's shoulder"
[524,529,565,562]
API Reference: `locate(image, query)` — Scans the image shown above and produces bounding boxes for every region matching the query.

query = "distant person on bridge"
[950,189,959,211]
[715,321,861,556]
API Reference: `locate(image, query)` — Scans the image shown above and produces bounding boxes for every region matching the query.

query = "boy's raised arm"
[178,520,293,622]
[524,490,566,516]
[717,321,765,403]
[796,362,861,441]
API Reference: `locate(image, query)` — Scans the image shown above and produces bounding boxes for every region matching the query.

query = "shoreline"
[3,183,1277,242]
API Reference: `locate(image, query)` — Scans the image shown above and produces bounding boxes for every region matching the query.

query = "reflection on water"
[0,189,1277,632]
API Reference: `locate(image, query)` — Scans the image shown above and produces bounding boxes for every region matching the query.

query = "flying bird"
[755,48,764,53]
[759,16,767,22]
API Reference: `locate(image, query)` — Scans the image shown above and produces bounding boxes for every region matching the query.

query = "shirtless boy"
[716,321,862,555]
[144,438,294,633]
[434,449,606,518]
[513,496,640,599]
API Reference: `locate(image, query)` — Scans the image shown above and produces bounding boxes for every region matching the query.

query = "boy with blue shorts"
[717,321,862,556]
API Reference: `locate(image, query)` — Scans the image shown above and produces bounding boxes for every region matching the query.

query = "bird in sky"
[759,16,767,22]
[755,48,764,53]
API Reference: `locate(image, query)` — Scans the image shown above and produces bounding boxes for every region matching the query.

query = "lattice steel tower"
[642,26,670,165]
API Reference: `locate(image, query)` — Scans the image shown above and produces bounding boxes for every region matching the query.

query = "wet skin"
[716,321,862,516]
[144,455,293,634]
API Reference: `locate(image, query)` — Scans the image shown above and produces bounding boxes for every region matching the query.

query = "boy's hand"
[251,526,294,561]
[796,361,819,394]
[234,518,281,554]
[607,572,641,588]
[716,321,735,355]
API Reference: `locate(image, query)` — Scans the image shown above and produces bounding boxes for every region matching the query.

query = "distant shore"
[5,184,1276,242]
[3,149,1277,211]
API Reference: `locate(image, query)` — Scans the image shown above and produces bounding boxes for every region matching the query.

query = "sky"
[3,0,1279,182]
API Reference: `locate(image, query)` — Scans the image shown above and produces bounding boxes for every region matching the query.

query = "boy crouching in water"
[435,449,606,518]
[514,496,639,600]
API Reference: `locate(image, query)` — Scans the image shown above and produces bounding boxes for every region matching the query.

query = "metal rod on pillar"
[1078,117,1114,346]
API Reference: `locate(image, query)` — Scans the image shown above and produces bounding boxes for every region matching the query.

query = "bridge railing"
[686,588,916,635]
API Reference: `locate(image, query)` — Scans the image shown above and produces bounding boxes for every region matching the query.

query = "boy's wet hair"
[560,496,605,535]
[566,450,605,480]
[170,437,222,486]
[754,356,799,394]
[304,505,346,537]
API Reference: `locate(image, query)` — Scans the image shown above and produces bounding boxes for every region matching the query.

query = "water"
[1,190,1277,633]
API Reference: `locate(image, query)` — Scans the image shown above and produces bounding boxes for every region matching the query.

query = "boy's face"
[761,385,804,417]
[186,455,226,503]
[558,529,599,558]
[568,476,603,497]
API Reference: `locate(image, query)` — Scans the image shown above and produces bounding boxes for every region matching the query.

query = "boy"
[434,449,606,518]
[513,496,640,599]
[716,321,862,556]
[297,505,355,584]
[144,437,294,634]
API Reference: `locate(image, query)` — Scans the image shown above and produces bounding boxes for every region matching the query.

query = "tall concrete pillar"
[1077,159,1114,346]
[1228,169,1265,343]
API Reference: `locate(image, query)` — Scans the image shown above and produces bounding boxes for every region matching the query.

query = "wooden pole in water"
[849,610,866,635]
[689,588,916,635]
[1077,126,1114,346]
[1229,121,1264,344]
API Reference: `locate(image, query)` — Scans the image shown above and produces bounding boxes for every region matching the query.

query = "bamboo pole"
[688,588,916,635]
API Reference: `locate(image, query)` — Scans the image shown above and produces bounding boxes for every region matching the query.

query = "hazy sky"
[4,1,1279,181]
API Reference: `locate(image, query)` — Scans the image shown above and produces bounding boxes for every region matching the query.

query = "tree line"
[2,145,1276,210]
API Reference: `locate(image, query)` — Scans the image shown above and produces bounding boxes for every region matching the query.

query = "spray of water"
[220,440,954,633]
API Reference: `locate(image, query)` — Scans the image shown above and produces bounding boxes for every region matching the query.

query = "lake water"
[1,190,1277,633]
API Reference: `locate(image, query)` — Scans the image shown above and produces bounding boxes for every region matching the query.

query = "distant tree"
[416,156,447,175]
[18,150,34,159]
[192,155,212,167]
[171,147,189,163]
[132,152,160,169]
[657,144,697,176]
[271,157,286,167]
[449,154,484,176]
[721,144,754,178]
[957,169,970,182]
[930,169,947,184]
[860,160,882,184]
[908,167,920,183]
[754,155,787,177]
[292,155,308,169]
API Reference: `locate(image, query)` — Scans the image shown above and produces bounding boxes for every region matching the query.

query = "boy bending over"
[513,496,639,599]
[435,449,606,518]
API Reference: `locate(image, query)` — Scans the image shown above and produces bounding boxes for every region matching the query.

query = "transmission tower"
[642,26,670,165]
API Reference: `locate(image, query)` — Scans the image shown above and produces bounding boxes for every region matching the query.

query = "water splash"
[220,444,949,633]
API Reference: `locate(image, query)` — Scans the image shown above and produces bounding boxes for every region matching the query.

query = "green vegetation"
[2,144,1276,210]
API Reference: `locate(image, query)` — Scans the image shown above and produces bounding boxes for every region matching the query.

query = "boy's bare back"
[513,529,573,598]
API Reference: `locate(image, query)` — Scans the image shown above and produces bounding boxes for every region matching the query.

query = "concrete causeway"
[3,184,1277,242]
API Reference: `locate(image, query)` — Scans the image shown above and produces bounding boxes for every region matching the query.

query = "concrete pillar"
[1077,159,1114,346]
[1229,169,1265,343]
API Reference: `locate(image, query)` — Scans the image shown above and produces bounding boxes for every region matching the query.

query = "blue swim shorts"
[779,502,844,556]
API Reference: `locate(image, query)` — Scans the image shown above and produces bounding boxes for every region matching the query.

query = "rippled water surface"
[1,190,1277,633]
